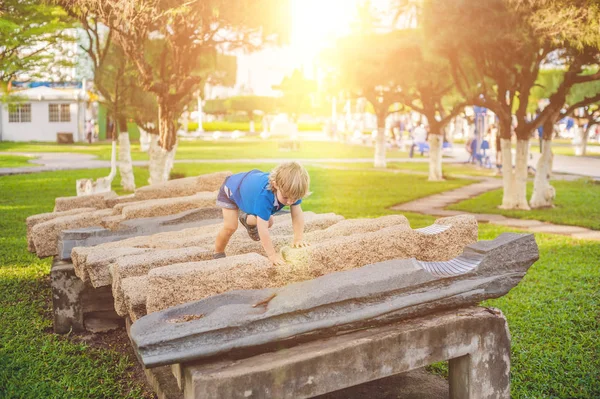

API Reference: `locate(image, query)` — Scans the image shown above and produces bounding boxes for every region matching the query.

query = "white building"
[0,86,87,142]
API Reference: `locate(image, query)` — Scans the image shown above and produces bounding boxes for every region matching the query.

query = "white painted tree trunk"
[374,127,387,168]
[530,140,555,208]
[250,120,255,133]
[148,135,177,185]
[500,139,530,209]
[428,134,444,181]
[118,132,136,192]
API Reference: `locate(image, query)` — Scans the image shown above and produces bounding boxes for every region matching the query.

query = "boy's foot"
[213,252,226,260]
[238,211,260,241]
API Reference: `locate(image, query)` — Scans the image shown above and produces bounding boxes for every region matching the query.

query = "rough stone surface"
[281,215,478,277]
[105,193,137,208]
[134,172,231,200]
[115,192,217,221]
[72,246,153,284]
[58,208,222,260]
[31,209,114,258]
[54,191,117,212]
[131,233,537,367]
[111,247,212,317]
[26,207,95,252]
[175,308,510,399]
[51,259,86,333]
[121,276,149,321]
[145,253,273,315]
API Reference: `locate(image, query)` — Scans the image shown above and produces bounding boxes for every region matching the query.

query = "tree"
[424,0,600,209]
[272,69,317,122]
[383,29,465,180]
[0,0,74,86]
[225,96,276,132]
[70,0,291,183]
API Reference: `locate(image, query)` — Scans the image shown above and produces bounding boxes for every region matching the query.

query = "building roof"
[13,86,85,101]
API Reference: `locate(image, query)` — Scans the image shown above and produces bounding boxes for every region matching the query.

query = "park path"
[391,177,600,241]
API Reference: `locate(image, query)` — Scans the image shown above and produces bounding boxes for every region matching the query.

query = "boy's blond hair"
[268,161,311,200]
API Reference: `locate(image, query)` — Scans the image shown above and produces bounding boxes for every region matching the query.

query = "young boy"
[214,162,311,266]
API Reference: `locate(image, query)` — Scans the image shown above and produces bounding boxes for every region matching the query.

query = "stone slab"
[130,233,537,368]
[178,307,510,399]
[58,208,222,260]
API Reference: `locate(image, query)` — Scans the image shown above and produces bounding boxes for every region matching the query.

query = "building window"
[49,103,71,122]
[8,104,31,123]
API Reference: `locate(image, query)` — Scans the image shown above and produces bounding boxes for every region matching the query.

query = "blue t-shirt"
[225,170,302,221]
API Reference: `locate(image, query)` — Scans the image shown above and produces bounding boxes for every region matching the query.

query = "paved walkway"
[391,178,600,241]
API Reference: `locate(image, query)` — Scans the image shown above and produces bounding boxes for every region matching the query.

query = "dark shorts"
[216,181,238,210]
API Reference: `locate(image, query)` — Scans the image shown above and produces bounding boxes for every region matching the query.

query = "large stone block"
[31,209,114,258]
[177,308,510,399]
[118,192,218,220]
[111,247,212,317]
[145,253,273,315]
[72,246,154,284]
[58,208,222,260]
[131,233,538,367]
[143,216,474,315]
[134,172,231,201]
[281,215,477,277]
[54,191,117,212]
[26,207,96,252]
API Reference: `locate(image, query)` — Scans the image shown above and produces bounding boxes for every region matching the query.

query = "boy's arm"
[290,204,309,248]
[256,217,286,266]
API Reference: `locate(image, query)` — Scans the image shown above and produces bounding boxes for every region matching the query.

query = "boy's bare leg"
[215,208,239,254]
[246,214,274,228]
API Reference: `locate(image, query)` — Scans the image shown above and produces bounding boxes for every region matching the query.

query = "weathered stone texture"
[54,191,117,212]
[134,172,231,201]
[26,207,95,252]
[118,192,218,220]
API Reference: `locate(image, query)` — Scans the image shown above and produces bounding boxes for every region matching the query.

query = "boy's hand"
[291,240,310,248]
[268,253,287,266]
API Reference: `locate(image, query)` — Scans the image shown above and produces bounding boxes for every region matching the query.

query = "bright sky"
[290,0,360,60]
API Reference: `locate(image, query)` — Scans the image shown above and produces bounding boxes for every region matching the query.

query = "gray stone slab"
[58,208,222,260]
[130,233,538,368]
[179,307,509,399]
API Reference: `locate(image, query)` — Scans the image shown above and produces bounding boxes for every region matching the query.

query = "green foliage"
[204,99,228,116]
[449,178,600,230]
[224,96,277,117]
[273,69,318,118]
[0,0,75,83]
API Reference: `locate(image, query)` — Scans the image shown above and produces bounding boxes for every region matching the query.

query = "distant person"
[214,162,311,266]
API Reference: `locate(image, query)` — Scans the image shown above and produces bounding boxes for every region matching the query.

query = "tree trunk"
[197,93,204,132]
[428,133,444,181]
[374,112,387,168]
[148,134,178,185]
[530,139,555,208]
[158,100,177,151]
[117,115,135,192]
[581,124,591,156]
[500,139,530,210]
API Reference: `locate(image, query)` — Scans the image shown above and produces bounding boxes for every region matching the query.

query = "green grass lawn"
[448,178,600,230]
[0,154,35,168]
[0,165,598,398]
[0,140,409,162]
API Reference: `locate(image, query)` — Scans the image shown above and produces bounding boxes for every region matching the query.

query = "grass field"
[0,155,36,168]
[0,165,598,398]
[449,178,600,230]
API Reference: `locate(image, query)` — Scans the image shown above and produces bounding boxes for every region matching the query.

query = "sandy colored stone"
[111,247,211,317]
[134,172,231,201]
[144,215,477,315]
[26,208,96,252]
[110,199,148,215]
[31,209,114,258]
[105,194,137,208]
[73,246,153,284]
[121,276,149,321]
[119,192,217,220]
[101,214,127,230]
[145,253,273,314]
[54,191,117,212]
